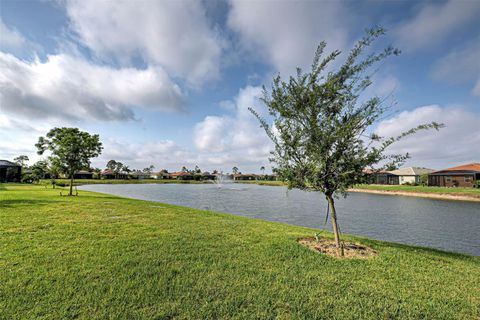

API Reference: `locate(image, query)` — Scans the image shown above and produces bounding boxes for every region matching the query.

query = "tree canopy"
[250,28,443,256]
[36,127,102,196]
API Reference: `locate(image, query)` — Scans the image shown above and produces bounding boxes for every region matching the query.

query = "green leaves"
[250,28,443,198]
[36,127,103,192]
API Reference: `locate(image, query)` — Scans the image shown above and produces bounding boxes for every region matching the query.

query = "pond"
[79,183,480,256]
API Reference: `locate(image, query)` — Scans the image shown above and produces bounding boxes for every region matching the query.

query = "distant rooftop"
[432,163,480,174]
[0,160,20,168]
[388,167,436,176]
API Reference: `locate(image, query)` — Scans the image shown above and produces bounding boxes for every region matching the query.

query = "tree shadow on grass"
[0,199,62,209]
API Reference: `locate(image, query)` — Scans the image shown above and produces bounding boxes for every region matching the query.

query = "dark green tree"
[250,28,443,256]
[260,166,266,177]
[14,155,29,167]
[106,160,125,179]
[232,166,239,175]
[36,127,102,196]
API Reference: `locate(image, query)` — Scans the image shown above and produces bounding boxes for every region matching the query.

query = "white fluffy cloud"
[228,0,349,76]
[0,52,183,121]
[193,86,273,171]
[65,0,222,85]
[395,0,480,51]
[375,105,480,168]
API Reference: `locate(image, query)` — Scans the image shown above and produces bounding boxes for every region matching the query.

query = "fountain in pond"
[212,173,234,188]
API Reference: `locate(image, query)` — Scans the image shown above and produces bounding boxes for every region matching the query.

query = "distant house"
[0,160,21,182]
[364,169,398,185]
[150,171,171,179]
[170,172,194,180]
[233,173,258,181]
[428,163,480,188]
[130,171,151,180]
[73,170,93,179]
[388,167,435,185]
[101,169,129,179]
[201,172,215,180]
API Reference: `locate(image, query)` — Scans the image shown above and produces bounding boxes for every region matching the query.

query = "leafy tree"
[232,166,239,175]
[29,160,48,183]
[106,160,125,178]
[122,165,131,173]
[420,173,429,186]
[250,28,443,256]
[181,166,188,172]
[36,127,102,196]
[106,160,117,170]
[142,165,155,173]
[260,166,266,178]
[194,165,201,174]
[14,155,29,167]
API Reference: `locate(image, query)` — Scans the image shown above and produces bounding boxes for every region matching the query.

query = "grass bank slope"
[1,184,479,319]
[352,184,480,202]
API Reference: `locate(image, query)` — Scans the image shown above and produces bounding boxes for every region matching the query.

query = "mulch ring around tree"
[298,237,377,259]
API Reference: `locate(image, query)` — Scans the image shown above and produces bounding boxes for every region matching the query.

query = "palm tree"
[232,166,239,175]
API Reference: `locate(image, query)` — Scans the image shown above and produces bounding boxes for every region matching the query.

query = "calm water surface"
[79,183,480,256]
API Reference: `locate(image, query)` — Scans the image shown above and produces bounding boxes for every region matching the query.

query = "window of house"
[445,176,452,182]
[465,176,472,182]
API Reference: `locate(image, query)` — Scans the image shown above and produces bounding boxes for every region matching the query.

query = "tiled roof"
[170,171,193,177]
[432,163,480,174]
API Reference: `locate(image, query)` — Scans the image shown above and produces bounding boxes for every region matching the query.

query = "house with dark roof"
[73,170,93,179]
[363,169,399,185]
[428,163,480,188]
[233,173,258,181]
[130,171,151,180]
[0,160,22,182]
[101,169,129,179]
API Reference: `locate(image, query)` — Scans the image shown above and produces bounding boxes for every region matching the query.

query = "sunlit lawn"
[1,184,479,319]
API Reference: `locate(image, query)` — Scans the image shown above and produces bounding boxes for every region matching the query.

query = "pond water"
[79,183,480,256]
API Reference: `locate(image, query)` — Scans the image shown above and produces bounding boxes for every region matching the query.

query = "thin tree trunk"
[326,194,344,257]
[69,173,74,196]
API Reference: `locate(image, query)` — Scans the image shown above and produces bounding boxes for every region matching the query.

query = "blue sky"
[0,0,479,172]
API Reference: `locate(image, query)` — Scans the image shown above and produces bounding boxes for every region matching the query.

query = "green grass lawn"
[354,184,480,196]
[1,184,479,319]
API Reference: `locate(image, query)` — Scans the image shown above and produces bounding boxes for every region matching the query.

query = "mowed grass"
[1,185,479,319]
[354,184,480,196]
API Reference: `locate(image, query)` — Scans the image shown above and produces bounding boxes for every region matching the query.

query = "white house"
[388,167,435,185]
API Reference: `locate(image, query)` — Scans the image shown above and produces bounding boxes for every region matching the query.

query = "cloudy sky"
[1,0,479,172]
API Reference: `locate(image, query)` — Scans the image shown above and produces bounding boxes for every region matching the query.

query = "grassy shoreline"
[352,184,480,202]
[1,184,479,319]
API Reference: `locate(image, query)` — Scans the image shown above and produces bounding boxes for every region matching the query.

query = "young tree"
[36,127,102,196]
[106,160,117,170]
[250,28,443,256]
[142,165,155,173]
[14,155,29,167]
